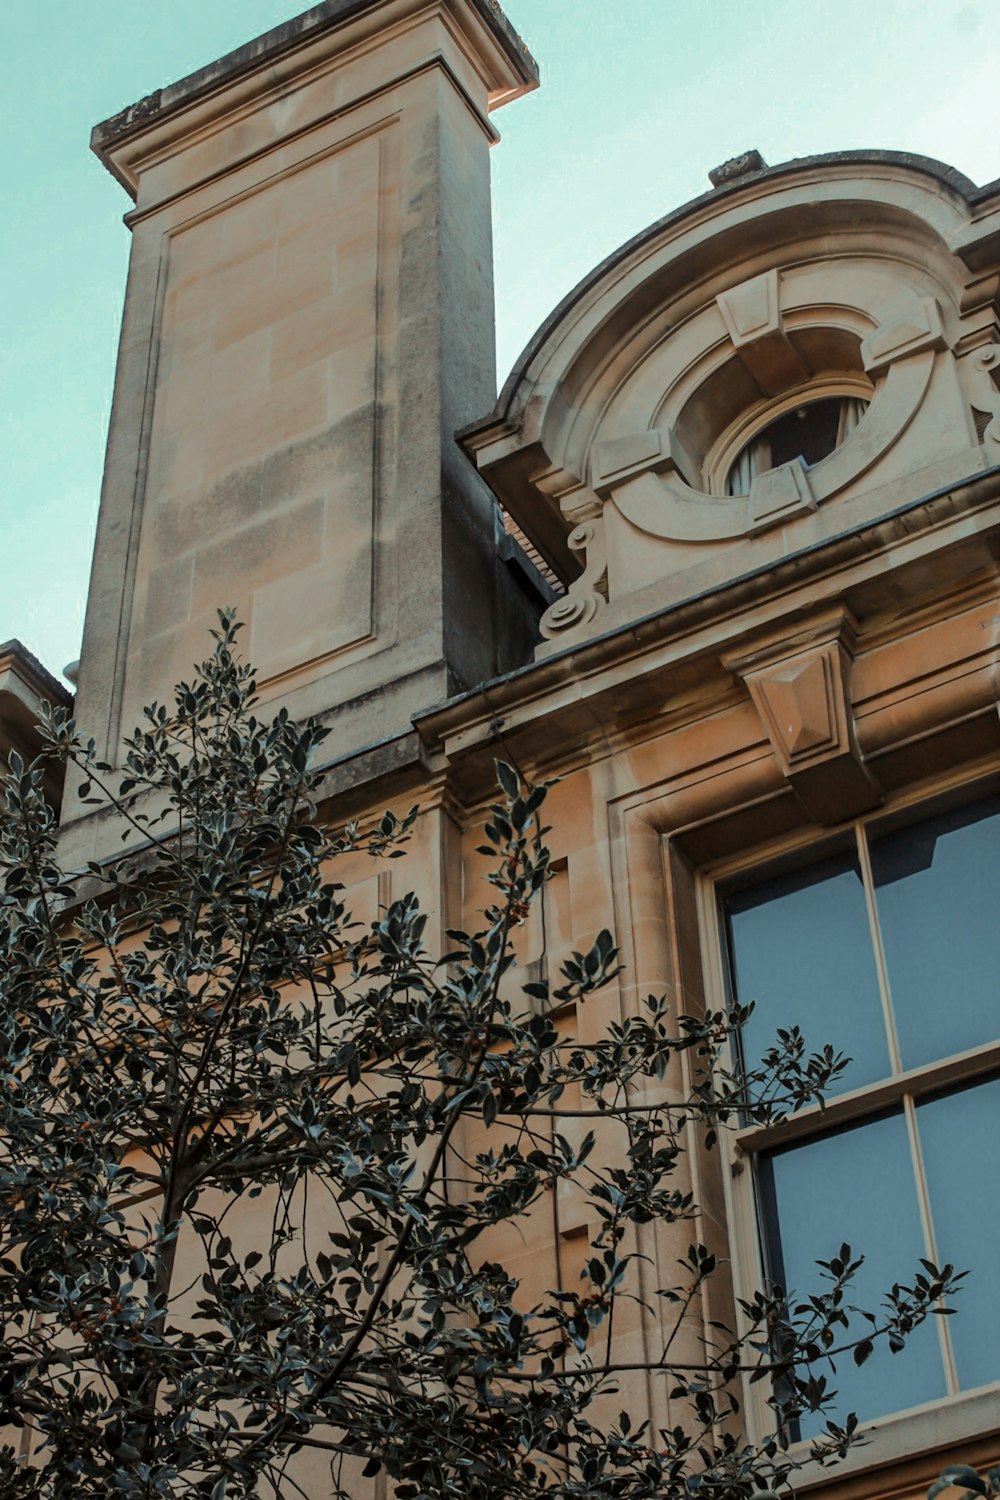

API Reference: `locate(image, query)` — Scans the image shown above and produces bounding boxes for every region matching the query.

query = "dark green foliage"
[0,614,960,1497]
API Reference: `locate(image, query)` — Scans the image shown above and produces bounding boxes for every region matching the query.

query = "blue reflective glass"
[759,1111,946,1433]
[725,852,889,1097]
[870,797,1000,1071]
[918,1077,1000,1391]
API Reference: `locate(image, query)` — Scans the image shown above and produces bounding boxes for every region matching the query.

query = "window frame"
[695,767,1000,1476]
[702,372,874,497]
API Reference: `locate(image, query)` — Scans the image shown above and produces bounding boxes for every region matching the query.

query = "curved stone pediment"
[461,152,1000,655]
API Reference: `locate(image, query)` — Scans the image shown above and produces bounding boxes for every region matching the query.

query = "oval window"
[725,395,869,496]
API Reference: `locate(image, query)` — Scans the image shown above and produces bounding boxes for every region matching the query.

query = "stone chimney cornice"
[92,0,537,201]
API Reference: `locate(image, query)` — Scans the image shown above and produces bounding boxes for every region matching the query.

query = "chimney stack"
[68,0,536,857]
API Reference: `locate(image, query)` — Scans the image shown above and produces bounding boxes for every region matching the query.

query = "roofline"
[92,0,537,163]
[415,461,1000,750]
[0,640,73,706]
[460,148,1000,450]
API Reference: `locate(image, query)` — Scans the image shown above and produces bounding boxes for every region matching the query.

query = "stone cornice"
[92,0,537,200]
[0,639,72,709]
[413,465,1000,786]
[0,640,71,809]
[53,467,1000,851]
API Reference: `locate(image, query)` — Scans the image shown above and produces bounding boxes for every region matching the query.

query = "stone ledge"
[92,0,538,161]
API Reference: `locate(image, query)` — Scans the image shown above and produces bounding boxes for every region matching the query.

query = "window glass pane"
[870,797,1000,1071]
[725,852,889,1097]
[918,1077,1000,1391]
[759,1112,946,1433]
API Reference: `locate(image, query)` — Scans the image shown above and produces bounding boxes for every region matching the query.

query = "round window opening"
[725,395,869,496]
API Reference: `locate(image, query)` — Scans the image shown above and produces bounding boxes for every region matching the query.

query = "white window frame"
[695,767,1000,1482]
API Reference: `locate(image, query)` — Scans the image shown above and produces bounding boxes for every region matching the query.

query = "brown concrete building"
[6,1,1000,1494]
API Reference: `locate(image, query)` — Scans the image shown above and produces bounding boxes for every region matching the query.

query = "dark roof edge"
[0,640,73,705]
[461,148,999,447]
[92,0,537,162]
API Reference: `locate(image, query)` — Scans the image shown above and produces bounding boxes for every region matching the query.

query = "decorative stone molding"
[461,157,998,660]
[968,344,1000,458]
[859,295,947,376]
[531,462,589,513]
[539,514,608,640]
[708,148,767,188]
[605,328,937,543]
[716,270,808,396]
[723,608,881,825]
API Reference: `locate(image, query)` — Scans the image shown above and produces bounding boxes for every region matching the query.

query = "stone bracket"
[716,270,808,396]
[539,513,608,641]
[966,343,1000,457]
[723,609,882,825]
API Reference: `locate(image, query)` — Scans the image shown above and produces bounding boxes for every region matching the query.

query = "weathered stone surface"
[708,147,767,186]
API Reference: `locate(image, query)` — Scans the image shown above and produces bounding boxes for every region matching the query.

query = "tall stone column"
[66,0,536,860]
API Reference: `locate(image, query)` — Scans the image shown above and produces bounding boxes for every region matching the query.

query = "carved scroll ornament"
[968,344,1000,458]
[539,519,608,641]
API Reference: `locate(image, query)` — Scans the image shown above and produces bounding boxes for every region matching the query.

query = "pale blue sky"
[2,0,998,680]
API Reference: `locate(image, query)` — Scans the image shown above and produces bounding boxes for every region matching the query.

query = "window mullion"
[902,1095,960,1396]
[859,822,959,1398]
[855,824,902,1076]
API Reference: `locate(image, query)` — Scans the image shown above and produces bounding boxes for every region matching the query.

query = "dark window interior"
[761,398,843,469]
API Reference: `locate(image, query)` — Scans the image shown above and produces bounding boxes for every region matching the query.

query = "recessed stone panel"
[120,130,384,729]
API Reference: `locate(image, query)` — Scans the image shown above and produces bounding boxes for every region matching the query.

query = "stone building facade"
[6,0,1000,1495]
